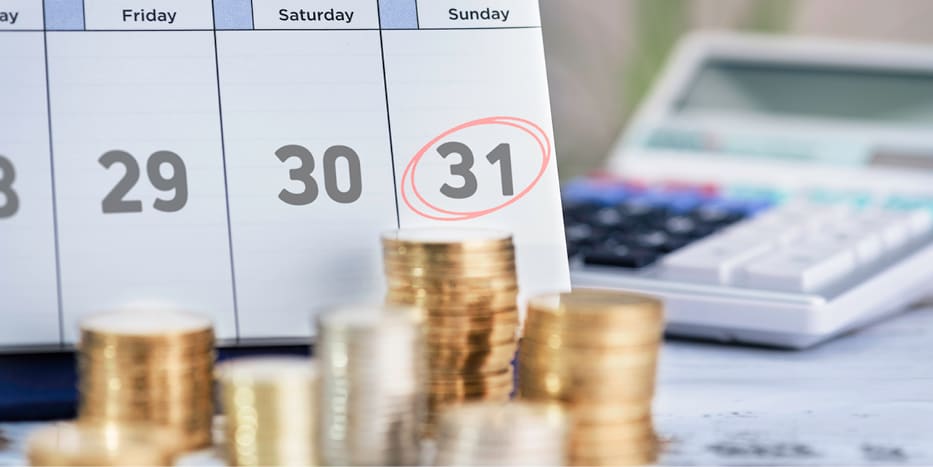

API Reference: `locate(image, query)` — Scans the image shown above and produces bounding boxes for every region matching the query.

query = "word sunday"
[448,8,511,22]
[279,8,355,24]
[122,9,177,24]
[0,11,19,24]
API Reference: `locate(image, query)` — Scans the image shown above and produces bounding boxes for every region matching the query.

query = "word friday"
[449,8,511,22]
[0,11,19,24]
[279,9,355,24]
[122,9,177,24]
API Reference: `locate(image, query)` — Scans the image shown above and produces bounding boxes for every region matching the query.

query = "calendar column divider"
[376,0,402,228]
[209,0,242,342]
[40,0,67,347]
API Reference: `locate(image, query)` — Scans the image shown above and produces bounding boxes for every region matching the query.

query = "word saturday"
[0,11,20,25]
[449,8,510,22]
[122,9,177,24]
[279,8,355,24]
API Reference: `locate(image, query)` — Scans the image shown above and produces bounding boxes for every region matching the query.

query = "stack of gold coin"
[27,421,180,466]
[77,309,215,451]
[316,305,424,466]
[434,402,569,466]
[518,290,664,466]
[217,357,319,466]
[382,229,520,436]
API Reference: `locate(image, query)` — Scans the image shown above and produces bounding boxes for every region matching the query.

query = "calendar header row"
[1,0,540,31]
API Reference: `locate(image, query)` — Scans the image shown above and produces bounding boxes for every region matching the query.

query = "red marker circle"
[401,116,552,221]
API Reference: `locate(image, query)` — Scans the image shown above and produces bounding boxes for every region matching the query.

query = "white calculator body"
[566,33,933,348]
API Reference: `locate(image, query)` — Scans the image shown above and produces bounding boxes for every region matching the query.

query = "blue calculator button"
[562,179,631,205]
[884,195,933,211]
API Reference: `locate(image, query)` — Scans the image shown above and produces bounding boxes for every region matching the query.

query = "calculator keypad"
[563,180,758,270]
[565,177,933,294]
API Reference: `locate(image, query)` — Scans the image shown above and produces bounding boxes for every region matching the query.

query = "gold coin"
[570,449,658,467]
[566,402,653,425]
[388,289,519,308]
[518,342,658,368]
[425,327,518,347]
[80,309,214,340]
[423,310,520,328]
[383,251,516,269]
[386,275,519,292]
[385,265,515,279]
[518,367,656,400]
[527,290,663,327]
[571,421,656,442]
[426,339,517,357]
[384,254,516,269]
[522,320,664,349]
[429,366,513,383]
[27,422,181,466]
[381,228,512,250]
[415,305,521,318]
[570,436,658,456]
[427,388,513,405]
[78,401,213,419]
[78,361,213,383]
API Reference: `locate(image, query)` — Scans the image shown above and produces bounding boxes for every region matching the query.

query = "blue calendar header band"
[0,0,541,31]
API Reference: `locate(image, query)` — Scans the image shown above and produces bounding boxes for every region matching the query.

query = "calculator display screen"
[676,60,933,126]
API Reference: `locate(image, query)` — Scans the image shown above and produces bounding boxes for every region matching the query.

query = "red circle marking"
[401,116,552,221]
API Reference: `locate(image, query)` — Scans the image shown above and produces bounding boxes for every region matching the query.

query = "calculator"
[566,32,933,348]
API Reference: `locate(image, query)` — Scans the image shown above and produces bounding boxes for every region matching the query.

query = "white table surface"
[2,306,931,466]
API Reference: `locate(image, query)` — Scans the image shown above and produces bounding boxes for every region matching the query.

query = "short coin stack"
[381,229,521,436]
[27,422,180,466]
[77,309,215,451]
[434,402,569,466]
[518,290,664,466]
[316,305,424,466]
[217,357,319,466]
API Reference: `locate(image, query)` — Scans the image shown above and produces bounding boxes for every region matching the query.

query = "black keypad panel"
[562,178,771,269]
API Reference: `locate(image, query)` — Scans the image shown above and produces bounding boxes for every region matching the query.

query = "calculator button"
[592,207,628,229]
[740,248,857,292]
[858,214,913,250]
[905,209,933,236]
[583,245,659,269]
[660,234,775,283]
[808,230,885,264]
[662,215,697,236]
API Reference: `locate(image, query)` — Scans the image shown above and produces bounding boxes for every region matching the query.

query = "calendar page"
[0,0,569,350]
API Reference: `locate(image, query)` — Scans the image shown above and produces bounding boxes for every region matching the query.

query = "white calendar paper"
[0,0,570,350]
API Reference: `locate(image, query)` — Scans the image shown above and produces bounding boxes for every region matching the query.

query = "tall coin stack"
[217,357,319,466]
[78,309,215,451]
[316,305,424,466]
[381,229,521,436]
[434,402,569,466]
[518,290,664,466]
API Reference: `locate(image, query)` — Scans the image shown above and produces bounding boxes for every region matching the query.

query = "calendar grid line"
[376,0,401,228]
[3,28,545,33]
[40,0,66,347]
[248,0,256,31]
[209,0,243,343]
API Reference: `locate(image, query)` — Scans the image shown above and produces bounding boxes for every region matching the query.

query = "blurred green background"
[539,0,933,180]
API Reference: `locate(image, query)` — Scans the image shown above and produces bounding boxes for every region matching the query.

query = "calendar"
[0,0,569,350]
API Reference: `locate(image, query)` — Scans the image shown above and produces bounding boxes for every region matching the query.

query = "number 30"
[0,155,19,219]
[276,144,363,205]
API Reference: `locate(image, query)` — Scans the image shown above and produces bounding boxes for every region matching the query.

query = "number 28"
[0,155,19,219]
